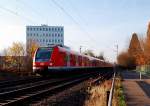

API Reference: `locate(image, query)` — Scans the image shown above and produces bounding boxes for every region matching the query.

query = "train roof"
[37,46,106,62]
[56,46,105,62]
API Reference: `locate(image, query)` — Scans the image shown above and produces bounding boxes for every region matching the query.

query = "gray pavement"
[122,70,150,106]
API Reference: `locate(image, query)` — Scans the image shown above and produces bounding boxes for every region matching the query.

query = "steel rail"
[0,73,95,106]
[0,76,44,88]
[108,72,116,106]
[0,70,114,106]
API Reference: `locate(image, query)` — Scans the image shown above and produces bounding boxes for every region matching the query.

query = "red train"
[33,45,112,75]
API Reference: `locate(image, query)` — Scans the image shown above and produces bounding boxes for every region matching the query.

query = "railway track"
[0,71,113,106]
[0,76,46,88]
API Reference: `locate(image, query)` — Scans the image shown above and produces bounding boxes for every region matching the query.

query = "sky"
[0,0,150,62]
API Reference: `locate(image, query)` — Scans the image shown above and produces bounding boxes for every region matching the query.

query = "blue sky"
[0,0,150,62]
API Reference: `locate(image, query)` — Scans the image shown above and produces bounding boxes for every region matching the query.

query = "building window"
[46,28,48,31]
[49,28,51,31]
[43,28,45,31]
[49,34,51,37]
[55,33,57,37]
[55,39,57,43]
[27,27,29,31]
[55,28,57,31]
[61,28,63,31]
[52,33,54,37]
[43,33,45,36]
[58,34,60,37]
[46,39,48,42]
[30,33,32,36]
[43,39,45,42]
[37,33,38,36]
[40,28,42,31]
[46,34,48,36]
[37,28,38,31]
[52,28,54,31]
[61,34,63,37]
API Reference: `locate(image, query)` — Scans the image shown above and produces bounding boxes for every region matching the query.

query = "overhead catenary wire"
[0,5,36,24]
[51,0,99,49]
[17,0,47,22]
[67,0,88,27]
[50,0,117,60]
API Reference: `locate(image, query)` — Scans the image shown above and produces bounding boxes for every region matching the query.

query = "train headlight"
[33,63,36,66]
[49,63,53,66]
[40,63,44,66]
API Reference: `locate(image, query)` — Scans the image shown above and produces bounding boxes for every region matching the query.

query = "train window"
[35,48,53,62]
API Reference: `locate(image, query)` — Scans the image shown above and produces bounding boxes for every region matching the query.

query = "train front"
[33,47,53,75]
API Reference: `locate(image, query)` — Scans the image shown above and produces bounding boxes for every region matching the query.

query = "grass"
[113,76,126,106]
[118,86,126,106]
[84,80,112,106]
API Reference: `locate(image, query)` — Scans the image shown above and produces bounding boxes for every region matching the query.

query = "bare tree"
[83,50,95,57]
[26,41,39,73]
[97,52,105,60]
[26,41,39,57]
[7,42,25,72]
[1,48,10,69]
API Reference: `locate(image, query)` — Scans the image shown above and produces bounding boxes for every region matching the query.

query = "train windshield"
[35,48,53,62]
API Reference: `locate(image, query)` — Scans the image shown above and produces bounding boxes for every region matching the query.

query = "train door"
[75,55,79,67]
[66,52,70,67]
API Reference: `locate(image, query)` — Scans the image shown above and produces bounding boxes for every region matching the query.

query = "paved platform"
[122,70,150,106]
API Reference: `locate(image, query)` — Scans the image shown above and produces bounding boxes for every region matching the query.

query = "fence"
[136,65,150,75]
